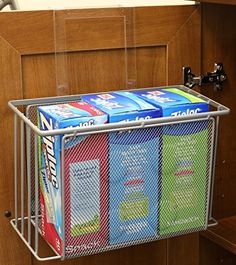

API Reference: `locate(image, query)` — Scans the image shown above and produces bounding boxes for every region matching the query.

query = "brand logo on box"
[171,108,201,116]
[91,98,123,110]
[121,116,151,123]
[142,93,176,103]
[98,94,115,100]
[148,91,164,96]
[40,112,59,190]
[78,119,95,127]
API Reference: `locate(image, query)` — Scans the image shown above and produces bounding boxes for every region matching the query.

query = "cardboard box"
[159,121,209,235]
[132,87,210,235]
[81,91,161,122]
[82,91,162,244]
[132,87,209,116]
[38,102,109,255]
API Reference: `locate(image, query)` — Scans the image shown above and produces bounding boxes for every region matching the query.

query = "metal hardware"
[0,0,18,10]
[207,217,218,228]
[4,211,11,218]
[183,63,227,91]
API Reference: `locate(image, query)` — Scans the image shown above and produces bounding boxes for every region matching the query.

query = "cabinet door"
[202,3,236,220]
[0,5,201,265]
[199,3,236,264]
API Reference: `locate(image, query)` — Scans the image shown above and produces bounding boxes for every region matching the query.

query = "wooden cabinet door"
[202,3,236,221]
[0,5,202,265]
[199,3,236,265]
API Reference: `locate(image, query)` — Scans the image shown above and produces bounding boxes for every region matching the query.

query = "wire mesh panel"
[52,119,215,259]
[158,120,213,237]
[26,100,80,219]
[26,106,39,219]
[63,133,109,258]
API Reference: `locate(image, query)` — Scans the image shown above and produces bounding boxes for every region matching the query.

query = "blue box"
[132,87,209,117]
[81,91,161,122]
[82,91,162,245]
[132,87,210,235]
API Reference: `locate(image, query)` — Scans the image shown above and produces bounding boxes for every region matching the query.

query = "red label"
[64,133,109,256]
[40,191,62,255]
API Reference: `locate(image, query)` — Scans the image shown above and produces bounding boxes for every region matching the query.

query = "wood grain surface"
[0,37,30,265]
[199,3,236,264]
[202,215,236,255]
[196,0,236,5]
[167,233,199,265]
[201,3,236,220]
[200,236,236,265]
[0,6,197,55]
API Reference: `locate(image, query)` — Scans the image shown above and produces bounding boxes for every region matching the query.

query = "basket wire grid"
[8,86,230,261]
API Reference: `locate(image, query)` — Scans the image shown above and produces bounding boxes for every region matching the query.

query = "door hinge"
[183,63,227,91]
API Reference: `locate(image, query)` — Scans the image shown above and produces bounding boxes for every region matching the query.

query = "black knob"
[4,211,11,218]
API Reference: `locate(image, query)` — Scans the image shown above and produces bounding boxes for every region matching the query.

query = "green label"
[71,214,100,237]
[162,88,206,103]
[159,127,209,235]
[119,198,149,221]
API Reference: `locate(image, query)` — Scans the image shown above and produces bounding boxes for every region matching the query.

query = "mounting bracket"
[183,63,227,91]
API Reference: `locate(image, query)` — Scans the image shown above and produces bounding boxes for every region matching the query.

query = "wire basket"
[8,86,230,261]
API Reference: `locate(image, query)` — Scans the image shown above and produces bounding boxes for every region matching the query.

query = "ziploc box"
[132,87,210,235]
[38,102,109,256]
[81,91,162,245]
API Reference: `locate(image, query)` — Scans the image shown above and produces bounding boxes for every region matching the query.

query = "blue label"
[164,104,209,117]
[108,127,160,244]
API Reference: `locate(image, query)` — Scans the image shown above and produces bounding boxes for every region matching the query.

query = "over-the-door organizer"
[8,85,229,261]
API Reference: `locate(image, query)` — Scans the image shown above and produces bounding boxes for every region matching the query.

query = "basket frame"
[8,85,230,261]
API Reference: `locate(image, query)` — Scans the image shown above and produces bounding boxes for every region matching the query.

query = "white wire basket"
[8,85,230,261]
